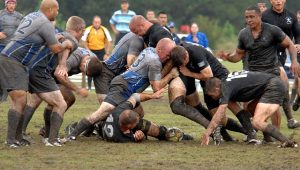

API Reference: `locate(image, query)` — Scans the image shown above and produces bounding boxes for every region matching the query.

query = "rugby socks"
[70,118,93,138]
[22,105,36,134]
[225,118,247,135]
[48,112,63,143]
[170,96,209,128]
[264,124,289,143]
[6,109,21,144]
[194,104,212,120]
[290,88,297,104]
[282,91,293,120]
[157,125,168,140]
[44,108,52,138]
[15,114,24,141]
[236,110,256,139]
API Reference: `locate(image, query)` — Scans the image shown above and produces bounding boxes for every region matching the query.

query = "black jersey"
[180,42,229,79]
[262,8,300,46]
[143,23,173,47]
[237,23,286,73]
[101,101,135,143]
[219,71,274,104]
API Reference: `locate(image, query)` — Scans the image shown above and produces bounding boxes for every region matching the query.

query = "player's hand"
[134,130,145,142]
[169,67,179,78]
[55,64,68,79]
[179,66,191,77]
[192,36,199,43]
[0,32,7,39]
[64,39,73,49]
[76,88,89,98]
[295,44,300,53]
[201,132,210,146]
[103,54,110,60]
[217,51,230,61]
[290,61,300,77]
[151,87,166,99]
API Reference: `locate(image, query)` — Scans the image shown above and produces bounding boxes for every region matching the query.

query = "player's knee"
[66,93,76,108]
[170,96,184,116]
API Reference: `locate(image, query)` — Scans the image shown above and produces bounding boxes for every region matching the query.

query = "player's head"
[190,22,199,34]
[205,77,222,100]
[269,0,286,12]
[245,6,262,29]
[121,0,129,11]
[146,9,155,21]
[82,57,102,77]
[257,0,267,13]
[5,0,16,13]
[158,11,168,27]
[129,15,151,36]
[119,109,139,131]
[40,0,59,21]
[66,16,86,41]
[170,46,189,67]
[92,15,101,29]
[156,38,176,63]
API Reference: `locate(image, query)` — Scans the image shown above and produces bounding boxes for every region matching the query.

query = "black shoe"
[64,122,78,136]
[212,126,223,145]
[279,141,298,148]
[18,138,31,146]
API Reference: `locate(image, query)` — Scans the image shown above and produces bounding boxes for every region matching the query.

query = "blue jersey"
[1,11,58,66]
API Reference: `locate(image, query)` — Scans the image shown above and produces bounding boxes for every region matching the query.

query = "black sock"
[44,108,52,138]
[70,118,93,138]
[236,110,256,138]
[48,112,63,143]
[194,104,212,121]
[282,90,293,120]
[225,118,247,135]
[16,114,24,141]
[264,124,289,143]
[7,109,21,144]
[170,96,209,128]
[157,125,168,140]
[290,89,297,104]
[22,105,36,134]
[220,128,233,141]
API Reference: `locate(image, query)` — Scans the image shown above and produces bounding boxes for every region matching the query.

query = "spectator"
[82,15,112,91]
[0,0,23,52]
[185,22,209,48]
[157,11,168,28]
[110,0,136,45]
[257,0,267,13]
[168,21,180,44]
[146,9,155,20]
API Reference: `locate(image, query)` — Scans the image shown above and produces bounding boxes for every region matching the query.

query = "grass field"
[1,61,300,170]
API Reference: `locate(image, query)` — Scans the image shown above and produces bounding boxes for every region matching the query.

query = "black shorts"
[104,76,131,106]
[259,77,285,105]
[179,74,196,96]
[0,56,29,93]
[94,64,115,94]
[29,68,58,93]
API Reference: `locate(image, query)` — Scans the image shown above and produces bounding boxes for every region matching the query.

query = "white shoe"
[44,138,62,147]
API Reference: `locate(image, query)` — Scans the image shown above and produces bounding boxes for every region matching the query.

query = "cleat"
[44,138,62,147]
[244,130,258,143]
[39,127,46,137]
[288,119,300,129]
[278,141,298,148]
[292,101,300,111]
[212,126,222,145]
[5,140,20,148]
[181,133,194,141]
[64,122,78,136]
[18,138,31,146]
[247,139,262,145]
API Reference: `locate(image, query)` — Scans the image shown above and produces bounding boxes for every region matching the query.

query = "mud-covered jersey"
[1,11,58,66]
[104,32,144,75]
[143,23,172,47]
[237,23,286,72]
[180,42,229,79]
[0,10,23,45]
[219,71,274,104]
[66,47,97,76]
[29,32,78,78]
[102,101,135,143]
[121,47,162,93]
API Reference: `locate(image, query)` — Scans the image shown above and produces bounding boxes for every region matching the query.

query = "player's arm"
[219,48,245,63]
[281,36,299,76]
[201,104,228,145]
[161,60,173,78]
[126,54,138,69]
[180,65,213,81]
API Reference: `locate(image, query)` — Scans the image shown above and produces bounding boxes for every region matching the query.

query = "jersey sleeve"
[128,37,144,56]
[109,12,117,25]
[190,46,209,71]
[270,25,286,43]
[148,59,162,81]
[237,29,246,50]
[219,84,231,105]
[39,22,59,46]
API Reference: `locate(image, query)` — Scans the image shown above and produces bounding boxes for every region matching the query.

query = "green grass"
[1,62,300,169]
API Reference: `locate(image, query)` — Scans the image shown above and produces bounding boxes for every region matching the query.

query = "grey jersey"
[0,10,23,44]
[1,11,58,66]
[67,47,97,76]
[104,32,144,75]
[121,47,162,93]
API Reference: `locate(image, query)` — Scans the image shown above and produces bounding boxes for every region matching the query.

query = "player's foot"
[278,141,298,148]
[212,125,222,145]
[39,127,46,137]
[247,139,262,145]
[292,99,300,111]
[18,138,31,146]
[64,122,78,136]
[44,138,62,147]
[5,140,20,149]
[287,119,300,129]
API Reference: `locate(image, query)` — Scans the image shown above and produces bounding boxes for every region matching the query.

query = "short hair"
[205,77,221,94]
[66,16,86,31]
[246,6,261,15]
[86,57,102,76]
[119,109,139,127]
[93,15,101,21]
[170,46,187,67]
[158,11,167,16]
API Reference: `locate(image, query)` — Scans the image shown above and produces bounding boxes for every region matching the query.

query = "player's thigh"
[253,103,280,123]
[38,90,66,107]
[27,93,43,108]
[185,91,200,106]
[168,77,186,103]
[279,67,289,89]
